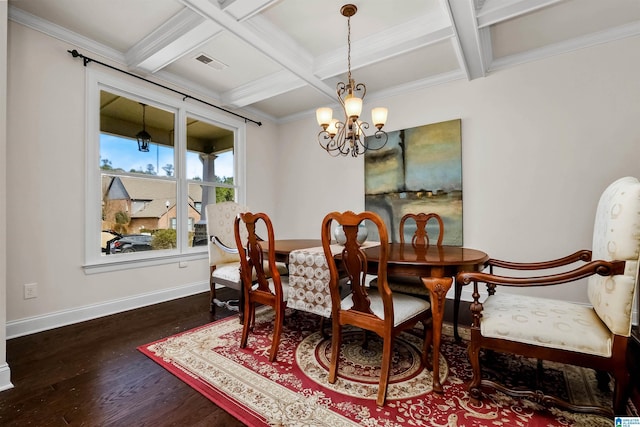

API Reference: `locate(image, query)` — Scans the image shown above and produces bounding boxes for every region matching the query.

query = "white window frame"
[84,69,246,273]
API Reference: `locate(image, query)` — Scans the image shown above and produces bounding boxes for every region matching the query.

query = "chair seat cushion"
[481,293,613,357]
[341,290,431,327]
[252,276,290,301]
[213,262,288,287]
[212,262,243,284]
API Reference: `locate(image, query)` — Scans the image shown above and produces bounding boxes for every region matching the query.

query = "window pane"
[216,185,235,202]
[186,116,234,183]
[100,92,175,177]
[186,115,237,251]
[214,151,234,183]
[101,174,177,254]
[188,182,206,248]
[99,91,179,256]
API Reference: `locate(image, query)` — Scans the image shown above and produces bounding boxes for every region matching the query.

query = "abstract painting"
[364,119,462,245]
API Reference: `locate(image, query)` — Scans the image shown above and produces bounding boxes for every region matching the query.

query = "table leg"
[453,280,462,342]
[421,275,453,394]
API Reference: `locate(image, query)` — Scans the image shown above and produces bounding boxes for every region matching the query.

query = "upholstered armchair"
[205,202,248,314]
[205,202,289,316]
[456,177,640,416]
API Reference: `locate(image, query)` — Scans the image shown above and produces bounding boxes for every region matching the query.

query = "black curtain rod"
[68,49,262,126]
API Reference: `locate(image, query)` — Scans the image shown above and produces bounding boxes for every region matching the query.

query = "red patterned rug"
[139,307,619,426]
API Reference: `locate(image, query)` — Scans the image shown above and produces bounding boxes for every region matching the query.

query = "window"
[85,70,246,271]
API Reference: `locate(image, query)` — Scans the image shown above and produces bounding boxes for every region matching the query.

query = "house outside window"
[85,70,246,272]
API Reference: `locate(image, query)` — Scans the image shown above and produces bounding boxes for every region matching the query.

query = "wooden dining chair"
[371,213,467,339]
[371,212,444,289]
[456,177,640,416]
[234,211,290,362]
[321,210,433,406]
[399,212,444,246]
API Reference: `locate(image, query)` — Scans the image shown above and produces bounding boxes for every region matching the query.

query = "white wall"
[274,35,640,306]
[3,22,280,338]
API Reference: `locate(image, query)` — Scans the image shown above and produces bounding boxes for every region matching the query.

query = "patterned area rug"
[139,307,619,427]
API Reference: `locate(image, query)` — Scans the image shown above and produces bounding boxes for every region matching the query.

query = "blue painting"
[364,119,462,245]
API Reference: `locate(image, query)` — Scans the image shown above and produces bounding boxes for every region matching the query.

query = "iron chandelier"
[316,4,388,157]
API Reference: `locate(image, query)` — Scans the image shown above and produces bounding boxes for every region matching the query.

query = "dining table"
[270,239,490,394]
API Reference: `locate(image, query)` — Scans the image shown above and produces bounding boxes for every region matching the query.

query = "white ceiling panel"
[249,85,333,119]
[260,0,441,57]
[347,41,462,94]
[163,32,283,94]
[7,0,640,122]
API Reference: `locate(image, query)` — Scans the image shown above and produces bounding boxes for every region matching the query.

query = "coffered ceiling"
[8,0,640,123]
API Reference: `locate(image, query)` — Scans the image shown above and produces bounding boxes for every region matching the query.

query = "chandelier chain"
[347,16,352,82]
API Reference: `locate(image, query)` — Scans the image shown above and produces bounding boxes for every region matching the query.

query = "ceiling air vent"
[195,53,228,71]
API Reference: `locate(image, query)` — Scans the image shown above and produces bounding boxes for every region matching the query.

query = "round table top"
[271,239,489,267]
[362,243,489,266]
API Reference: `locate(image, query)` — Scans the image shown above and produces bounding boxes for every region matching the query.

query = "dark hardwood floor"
[0,288,245,426]
[1,289,638,426]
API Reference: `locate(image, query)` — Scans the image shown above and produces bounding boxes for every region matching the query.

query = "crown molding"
[8,5,125,63]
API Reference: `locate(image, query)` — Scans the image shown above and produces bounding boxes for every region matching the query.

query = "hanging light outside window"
[136,103,151,152]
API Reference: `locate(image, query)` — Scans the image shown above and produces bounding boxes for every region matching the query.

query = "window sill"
[83,251,207,274]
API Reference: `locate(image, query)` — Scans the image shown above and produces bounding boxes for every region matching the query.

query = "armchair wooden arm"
[459,258,625,288]
[487,249,592,271]
[211,235,240,254]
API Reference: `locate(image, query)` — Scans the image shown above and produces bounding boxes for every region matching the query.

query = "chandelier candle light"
[316,4,388,157]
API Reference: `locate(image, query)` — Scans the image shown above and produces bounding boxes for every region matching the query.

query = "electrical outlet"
[179,261,188,268]
[24,283,38,299]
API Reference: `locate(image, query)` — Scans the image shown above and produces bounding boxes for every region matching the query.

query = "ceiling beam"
[181,0,337,101]
[446,0,489,80]
[125,8,222,74]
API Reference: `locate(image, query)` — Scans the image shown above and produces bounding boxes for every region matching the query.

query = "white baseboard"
[0,363,13,392]
[6,281,209,339]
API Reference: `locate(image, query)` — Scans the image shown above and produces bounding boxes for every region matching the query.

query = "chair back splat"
[400,212,444,246]
[456,176,640,417]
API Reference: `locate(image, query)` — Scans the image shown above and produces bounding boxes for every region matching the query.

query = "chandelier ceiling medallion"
[316,4,388,157]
